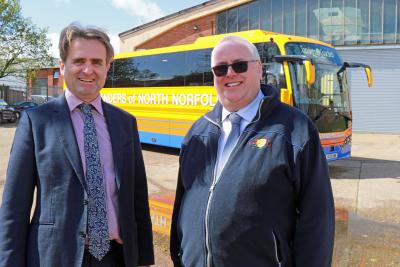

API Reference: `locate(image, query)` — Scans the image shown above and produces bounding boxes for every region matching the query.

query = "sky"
[20,0,206,57]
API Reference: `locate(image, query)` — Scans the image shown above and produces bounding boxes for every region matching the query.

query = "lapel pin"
[249,138,271,149]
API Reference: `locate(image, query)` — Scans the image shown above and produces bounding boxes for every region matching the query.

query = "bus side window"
[255,42,286,89]
[104,62,114,88]
[145,53,185,87]
[112,57,145,88]
[184,49,213,86]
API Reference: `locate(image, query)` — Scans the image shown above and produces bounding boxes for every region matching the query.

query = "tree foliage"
[0,0,53,79]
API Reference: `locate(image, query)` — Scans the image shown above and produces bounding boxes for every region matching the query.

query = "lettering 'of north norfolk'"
[102,93,216,107]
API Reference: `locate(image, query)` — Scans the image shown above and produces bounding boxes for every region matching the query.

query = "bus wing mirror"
[338,62,373,88]
[304,60,315,86]
[365,66,373,88]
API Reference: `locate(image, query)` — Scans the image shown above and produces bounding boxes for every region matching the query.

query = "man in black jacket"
[170,36,335,267]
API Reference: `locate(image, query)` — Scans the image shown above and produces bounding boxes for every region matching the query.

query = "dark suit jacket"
[0,94,154,266]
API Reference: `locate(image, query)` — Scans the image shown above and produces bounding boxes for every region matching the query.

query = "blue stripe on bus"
[139,131,182,149]
[139,131,350,161]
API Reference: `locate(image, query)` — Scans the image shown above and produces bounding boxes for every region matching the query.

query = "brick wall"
[28,68,64,98]
[35,68,63,87]
[137,14,216,50]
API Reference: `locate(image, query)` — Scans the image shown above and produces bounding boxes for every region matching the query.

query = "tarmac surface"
[1,121,399,266]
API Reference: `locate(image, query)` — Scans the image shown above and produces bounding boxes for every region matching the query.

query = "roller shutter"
[338,47,400,133]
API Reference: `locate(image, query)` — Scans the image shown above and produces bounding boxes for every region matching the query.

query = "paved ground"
[1,122,399,266]
[144,133,400,267]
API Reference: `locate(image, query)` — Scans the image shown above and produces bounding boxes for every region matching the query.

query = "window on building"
[227,8,238,32]
[284,0,295,35]
[398,0,400,43]
[383,0,396,43]
[331,0,344,45]
[295,0,307,36]
[217,10,227,34]
[370,0,383,44]
[238,5,249,31]
[358,0,370,44]
[215,0,399,45]
[260,0,272,31]
[249,1,260,30]
[272,0,283,33]
[308,0,319,40]
[32,78,48,96]
[319,0,332,43]
[344,0,357,45]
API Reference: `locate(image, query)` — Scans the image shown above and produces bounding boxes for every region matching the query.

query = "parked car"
[0,99,17,124]
[11,101,38,119]
[30,95,54,104]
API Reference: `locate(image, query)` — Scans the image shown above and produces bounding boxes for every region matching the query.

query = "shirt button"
[83,199,89,205]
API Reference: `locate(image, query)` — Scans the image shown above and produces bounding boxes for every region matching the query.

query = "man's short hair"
[59,22,114,63]
[212,35,261,66]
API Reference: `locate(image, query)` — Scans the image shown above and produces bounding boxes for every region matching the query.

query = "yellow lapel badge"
[249,138,271,149]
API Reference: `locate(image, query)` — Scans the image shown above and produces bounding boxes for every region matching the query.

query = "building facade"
[27,67,63,103]
[119,0,400,133]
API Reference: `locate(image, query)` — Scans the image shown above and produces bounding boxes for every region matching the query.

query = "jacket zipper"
[202,99,264,267]
[272,231,282,267]
[203,116,220,267]
[205,173,217,267]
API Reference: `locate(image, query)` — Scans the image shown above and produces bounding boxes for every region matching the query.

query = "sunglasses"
[212,60,258,77]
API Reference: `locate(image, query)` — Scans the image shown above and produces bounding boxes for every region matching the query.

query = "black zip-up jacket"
[170,85,335,267]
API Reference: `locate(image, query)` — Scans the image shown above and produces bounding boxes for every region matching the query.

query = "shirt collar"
[65,88,104,116]
[221,90,263,123]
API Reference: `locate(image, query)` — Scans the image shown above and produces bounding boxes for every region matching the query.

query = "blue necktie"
[216,112,242,178]
[79,103,110,260]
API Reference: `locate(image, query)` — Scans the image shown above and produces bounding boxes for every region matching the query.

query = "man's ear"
[60,60,65,76]
[257,61,263,81]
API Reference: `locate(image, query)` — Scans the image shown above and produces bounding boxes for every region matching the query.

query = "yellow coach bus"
[102,29,372,161]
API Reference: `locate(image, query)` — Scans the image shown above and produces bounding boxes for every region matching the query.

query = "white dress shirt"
[215,90,264,180]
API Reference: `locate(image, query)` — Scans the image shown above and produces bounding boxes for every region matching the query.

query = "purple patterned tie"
[79,103,110,260]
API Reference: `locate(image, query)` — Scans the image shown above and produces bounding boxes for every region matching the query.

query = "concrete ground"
[143,133,400,267]
[0,123,174,266]
[1,122,399,266]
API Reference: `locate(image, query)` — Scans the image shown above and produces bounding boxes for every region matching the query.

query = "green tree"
[0,0,53,79]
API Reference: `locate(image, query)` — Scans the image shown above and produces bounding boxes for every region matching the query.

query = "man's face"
[211,41,262,112]
[60,38,110,102]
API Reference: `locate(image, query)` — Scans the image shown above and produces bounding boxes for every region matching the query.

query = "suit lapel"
[102,102,124,190]
[53,94,86,189]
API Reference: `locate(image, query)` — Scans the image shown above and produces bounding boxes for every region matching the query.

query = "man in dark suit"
[0,23,154,267]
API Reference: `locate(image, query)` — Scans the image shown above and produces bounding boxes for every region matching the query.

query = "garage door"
[349,68,400,133]
[339,48,400,133]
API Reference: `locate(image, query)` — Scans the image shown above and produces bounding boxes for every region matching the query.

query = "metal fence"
[0,85,26,104]
[0,84,62,104]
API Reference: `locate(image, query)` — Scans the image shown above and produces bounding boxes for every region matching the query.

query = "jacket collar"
[52,94,124,191]
[204,84,280,127]
[53,93,86,188]
[102,101,124,190]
